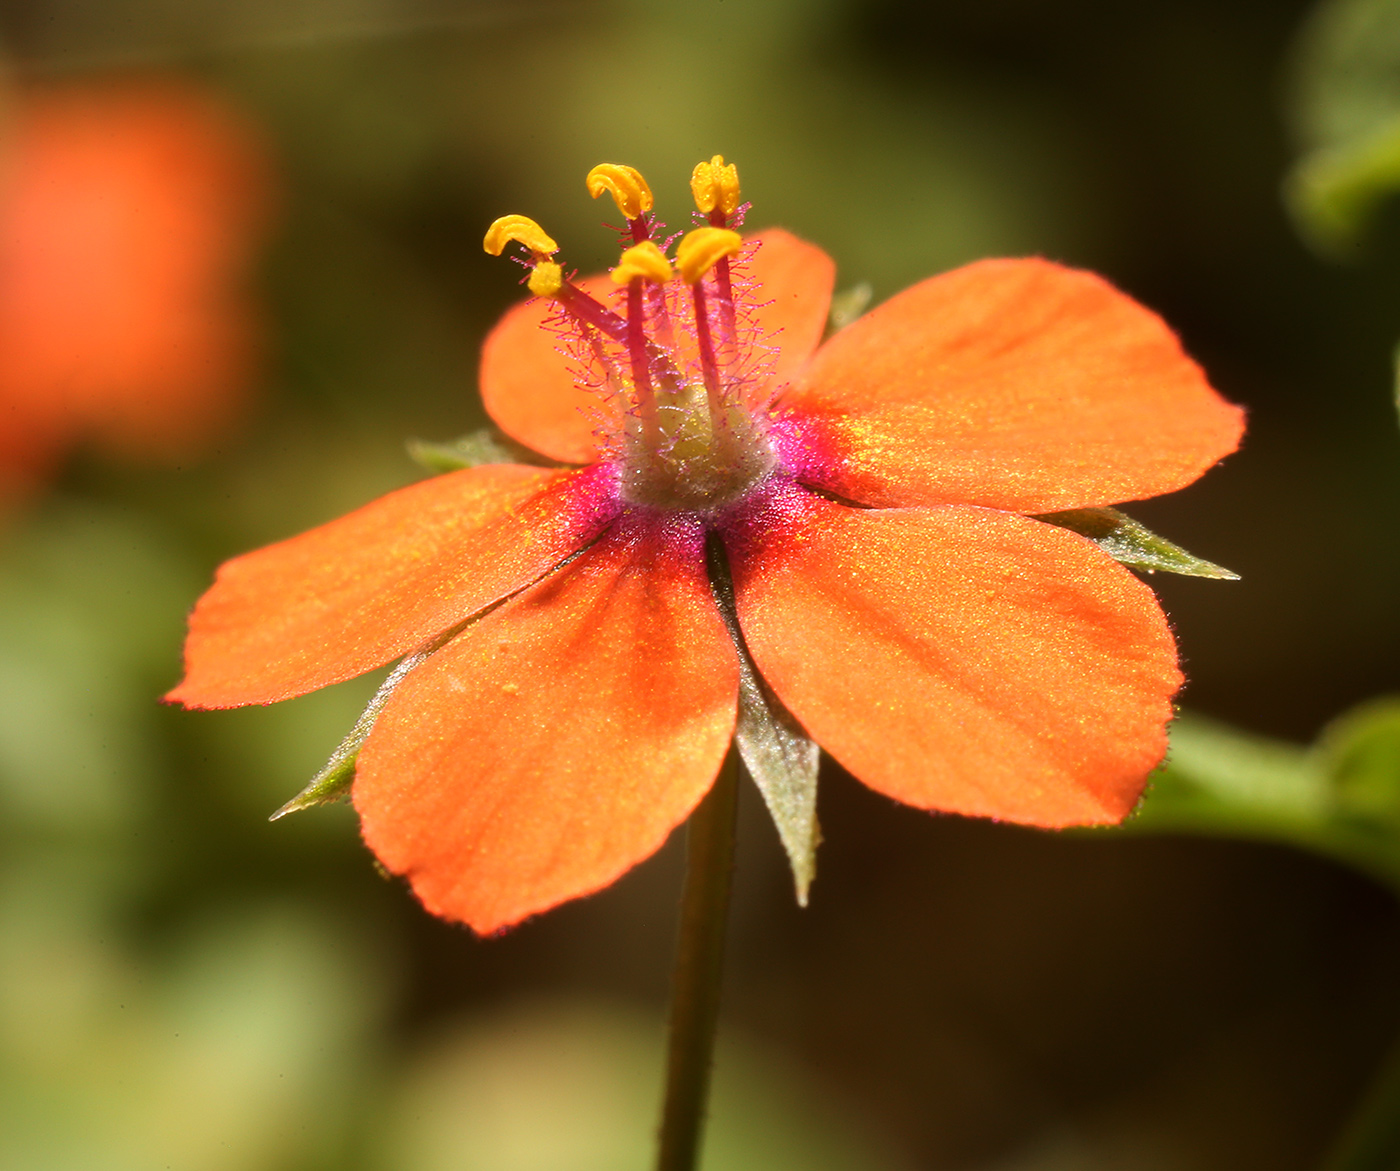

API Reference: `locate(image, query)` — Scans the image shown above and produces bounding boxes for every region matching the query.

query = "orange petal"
[724,483,1181,826]
[0,81,272,463]
[479,230,836,462]
[479,271,622,464]
[353,512,739,934]
[778,258,1244,511]
[740,228,835,392]
[168,464,618,708]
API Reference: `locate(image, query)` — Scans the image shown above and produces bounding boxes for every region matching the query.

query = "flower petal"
[742,228,836,391]
[723,483,1181,827]
[479,272,621,464]
[353,512,739,934]
[777,258,1244,511]
[167,463,618,708]
[479,230,836,462]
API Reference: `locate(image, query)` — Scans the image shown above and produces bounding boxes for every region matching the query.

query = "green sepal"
[827,281,872,333]
[735,657,822,905]
[270,747,357,820]
[706,534,820,904]
[270,644,440,821]
[407,429,554,474]
[1036,507,1238,579]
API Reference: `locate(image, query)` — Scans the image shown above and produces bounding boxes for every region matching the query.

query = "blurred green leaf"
[1315,697,1400,825]
[1286,117,1400,256]
[1286,0,1400,253]
[1128,703,1400,895]
[0,501,199,835]
[0,896,389,1171]
[1037,508,1238,579]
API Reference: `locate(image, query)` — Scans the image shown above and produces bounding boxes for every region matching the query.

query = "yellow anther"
[586,164,654,221]
[527,260,564,298]
[610,241,673,286]
[483,214,558,257]
[675,227,743,283]
[690,155,741,217]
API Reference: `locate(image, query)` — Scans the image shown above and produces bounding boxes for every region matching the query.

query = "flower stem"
[1321,1029,1400,1171]
[655,745,741,1171]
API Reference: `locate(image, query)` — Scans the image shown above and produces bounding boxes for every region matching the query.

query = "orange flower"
[169,159,1243,935]
[0,79,271,501]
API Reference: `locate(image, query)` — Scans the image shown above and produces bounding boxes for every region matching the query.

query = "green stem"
[655,746,741,1171]
[1322,1030,1400,1171]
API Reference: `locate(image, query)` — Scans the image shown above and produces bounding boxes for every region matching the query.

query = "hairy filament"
[628,281,661,450]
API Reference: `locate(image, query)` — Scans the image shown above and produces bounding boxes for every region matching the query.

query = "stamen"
[675,228,743,284]
[673,228,738,452]
[554,282,628,341]
[688,161,743,343]
[608,242,672,452]
[678,226,743,393]
[483,214,558,257]
[690,274,722,402]
[586,163,655,243]
[527,261,563,297]
[610,241,673,286]
[484,215,574,308]
[690,156,741,227]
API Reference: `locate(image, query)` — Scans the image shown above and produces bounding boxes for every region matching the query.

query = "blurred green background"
[4,0,1400,1167]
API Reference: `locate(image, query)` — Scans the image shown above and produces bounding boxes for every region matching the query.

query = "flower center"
[484,157,779,512]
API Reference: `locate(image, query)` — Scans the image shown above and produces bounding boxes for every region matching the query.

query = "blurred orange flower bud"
[0,78,274,503]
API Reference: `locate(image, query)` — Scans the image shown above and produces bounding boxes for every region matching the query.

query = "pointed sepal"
[827,281,872,332]
[407,429,553,474]
[734,657,821,904]
[270,644,438,820]
[706,534,820,902]
[1036,507,1238,579]
[270,744,357,820]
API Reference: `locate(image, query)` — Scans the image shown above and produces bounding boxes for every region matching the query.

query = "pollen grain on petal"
[690,155,741,217]
[586,163,654,220]
[483,214,557,257]
[676,227,743,283]
[610,240,673,285]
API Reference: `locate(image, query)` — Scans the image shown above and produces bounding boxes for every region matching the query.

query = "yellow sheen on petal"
[690,155,741,216]
[527,261,564,297]
[586,164,654,220]
[610,241,673,285]
[676,227,743,283]
[483,214,558,257]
